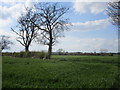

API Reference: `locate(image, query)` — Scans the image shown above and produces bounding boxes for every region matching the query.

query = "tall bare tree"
[33,3,69,59]
[0,35,13,52]
[107,0,120,28]
[12,7,38,52]
[107,0,120,53]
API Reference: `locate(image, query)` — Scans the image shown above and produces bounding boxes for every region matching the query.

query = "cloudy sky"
[0,0,118,53]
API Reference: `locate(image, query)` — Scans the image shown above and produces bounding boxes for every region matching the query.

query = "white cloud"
[25,0,35,8]
[0,0,113,2]
[54,36,118,52]
[9,3,24,19]
[0,29,118,53]
[0,18,12,28]
[0,6,10,20]
[0,3,21,20]
[69,18,110,31]
[0,2,34,20]
[0,29,16,40]
[90,3,106,14]
[0,1,35,35]
[0,1,117,52]
[73,1,107,14]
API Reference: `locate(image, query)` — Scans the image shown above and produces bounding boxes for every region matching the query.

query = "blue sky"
[0,1,118,53]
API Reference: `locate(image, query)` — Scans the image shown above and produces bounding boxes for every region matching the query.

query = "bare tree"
[107,0,120,28]
[0,35,13,52]
[107,0,120,53]
[11,7,38,52]
[34,3,70,59]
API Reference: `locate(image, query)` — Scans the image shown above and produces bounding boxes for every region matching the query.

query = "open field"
[0,55,2,89]
[2,55,119,88]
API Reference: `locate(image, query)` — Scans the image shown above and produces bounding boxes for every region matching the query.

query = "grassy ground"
[2,55,119,88]
[0,55,2,89]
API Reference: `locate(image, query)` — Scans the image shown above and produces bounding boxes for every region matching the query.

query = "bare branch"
[35,3,70,59]
[11,6,39,52]
[16,39,25,46]
[0,35,13,52]
[107,1,120,28]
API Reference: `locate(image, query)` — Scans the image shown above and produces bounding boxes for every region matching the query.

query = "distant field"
[2,55,119,88]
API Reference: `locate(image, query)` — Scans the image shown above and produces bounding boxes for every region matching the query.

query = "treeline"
[52,52,118,56]
[2,52,118,58]
[2,51,48,59]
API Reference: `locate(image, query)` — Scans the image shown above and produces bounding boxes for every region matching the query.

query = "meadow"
[2,55,119,88]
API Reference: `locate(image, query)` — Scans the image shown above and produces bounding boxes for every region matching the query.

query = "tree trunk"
[0,50,2,53]
[0,48,3,53]
[25,46,29,52]
[47,31,52,59]
[47,44,52,59]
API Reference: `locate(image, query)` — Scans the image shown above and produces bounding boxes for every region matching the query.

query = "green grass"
[0,55,2,89]
[2,55,119,88]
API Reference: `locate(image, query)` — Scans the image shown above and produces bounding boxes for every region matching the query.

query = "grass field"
[2,55,119,88]
[0,55,2,89]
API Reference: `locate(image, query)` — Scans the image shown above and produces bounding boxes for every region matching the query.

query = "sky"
[0,0,118,53]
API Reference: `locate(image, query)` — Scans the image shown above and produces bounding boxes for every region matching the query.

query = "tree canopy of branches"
[107,1,120,53]
[0,35,13,52]
[107,0,120,28]
[12,7,39,52]
[34,3,69,59]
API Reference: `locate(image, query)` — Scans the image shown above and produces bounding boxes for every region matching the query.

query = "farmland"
[2,55,119,88]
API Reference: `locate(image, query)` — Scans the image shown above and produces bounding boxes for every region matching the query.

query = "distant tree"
[107,0,120,28]
[93,50,96,53]
[34,3,70,59]
[11,7,39,52]
[0,35,13,52]
[56,48,65,55]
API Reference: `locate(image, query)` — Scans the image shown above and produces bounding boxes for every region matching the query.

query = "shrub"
[29,51,46,59]
[2,51,47,59]
[19,51,47,59]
